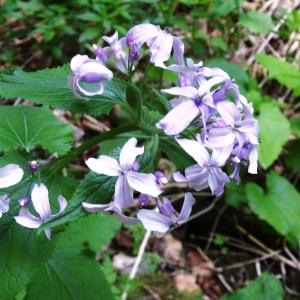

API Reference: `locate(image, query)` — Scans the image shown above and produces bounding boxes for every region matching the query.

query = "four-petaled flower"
[137,193,195,234]
[174,138,229,196]
[85,138,162,210]
[14,184,67,239]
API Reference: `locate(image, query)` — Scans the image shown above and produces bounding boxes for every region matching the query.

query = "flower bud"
[18,197,29,207]
[155,171,168,185]
[138,194,150,206]
[28,161,39,173]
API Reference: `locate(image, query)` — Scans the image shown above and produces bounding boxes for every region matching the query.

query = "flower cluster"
[0,23,259,238]
[73,23,259,234]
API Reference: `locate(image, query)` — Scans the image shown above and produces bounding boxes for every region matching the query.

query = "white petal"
[0,164,24,188]
[201,67,230,79]
[137,209,171,233]
[248,145,258,174]
[177,193,195,223]
[176,139,210,166]
[216,101,239,126]
[161,86,198,98]
[197,76,227,96]
[119,138,144,170]
[44,228,52,240]
[127,171,161,197]
[52,196,67,217]
[31,184,51,220]
[114,175,134,209]
[70,54,89,72]
[127,24,158,46]
[82,202,112,212]
[14,208,42,228]
[86,156,121,176]
[149,30,173,67]
[0,195,10,214]
[156,100,199,135]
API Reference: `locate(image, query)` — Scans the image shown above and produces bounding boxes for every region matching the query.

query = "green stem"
[48,124,137,176]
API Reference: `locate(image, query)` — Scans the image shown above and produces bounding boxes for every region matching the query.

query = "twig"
[205,203,227,253]
[216,251,278,272]
[121,230,151,300]
[236,225,299,269]
[217,273,233,293]
[170,196,221,232]
[247,2,298,65]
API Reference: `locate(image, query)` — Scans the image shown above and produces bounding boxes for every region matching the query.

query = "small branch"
[121,230,151,300]
[236,225,299,269]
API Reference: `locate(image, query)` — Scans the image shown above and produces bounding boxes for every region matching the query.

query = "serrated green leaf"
[240,11,274,34]
[246,172,300,244]
[26,214,118,300]
[0,106,72,154]
[258,103,290,168]
[0,66,126,116]
[221,272,283,300]
[0,225,52,300]
[256,54,300,95]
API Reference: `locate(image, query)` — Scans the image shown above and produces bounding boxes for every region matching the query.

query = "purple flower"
[0,164,24,188]
[174,138,229,196]
[14,184,67,239]
[0,195,10,218]
[207,101,259,173]
[126,24,184,68]
[84,138,161,210]
[70,54,113,97]
[103,31,128,73]
[137,193,195,234]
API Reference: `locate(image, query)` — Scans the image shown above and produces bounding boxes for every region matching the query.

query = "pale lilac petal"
[115,175,134,209]
[201,67,230,79]
[248,145,258,174]
[210,147,231,167]
[173,172,187,183]
[197,76,227,97]
[119,138,144,170]
[44,228,52,239]
[70,54,89,72]
[137,209,172,233]
[14,208,43,229]
[239,119,259,136]
[127,171,161,197]
[176,139,209,166]
[216,102,239,126]
[82,202,112,212]
[0,164,24,188]
[0,195,10,215]
[161,86,198,98]
[127,24,159,46]
[52,196,67,217]
[170,98,184,107]
[31,184,51,220]
[172,37,184,65]
[86,156,121,176]
[148,30,173,67]
[177,193,195,224]
[156,100,199,135]
[208,127,236,148]
[185,165,209,191]
[207,168,229,196]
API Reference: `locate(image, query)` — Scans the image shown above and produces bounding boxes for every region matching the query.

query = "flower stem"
[47,124,137,177]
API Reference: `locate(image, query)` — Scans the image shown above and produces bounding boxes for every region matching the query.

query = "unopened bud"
[18,197,29,207]
[28,161,39,173]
